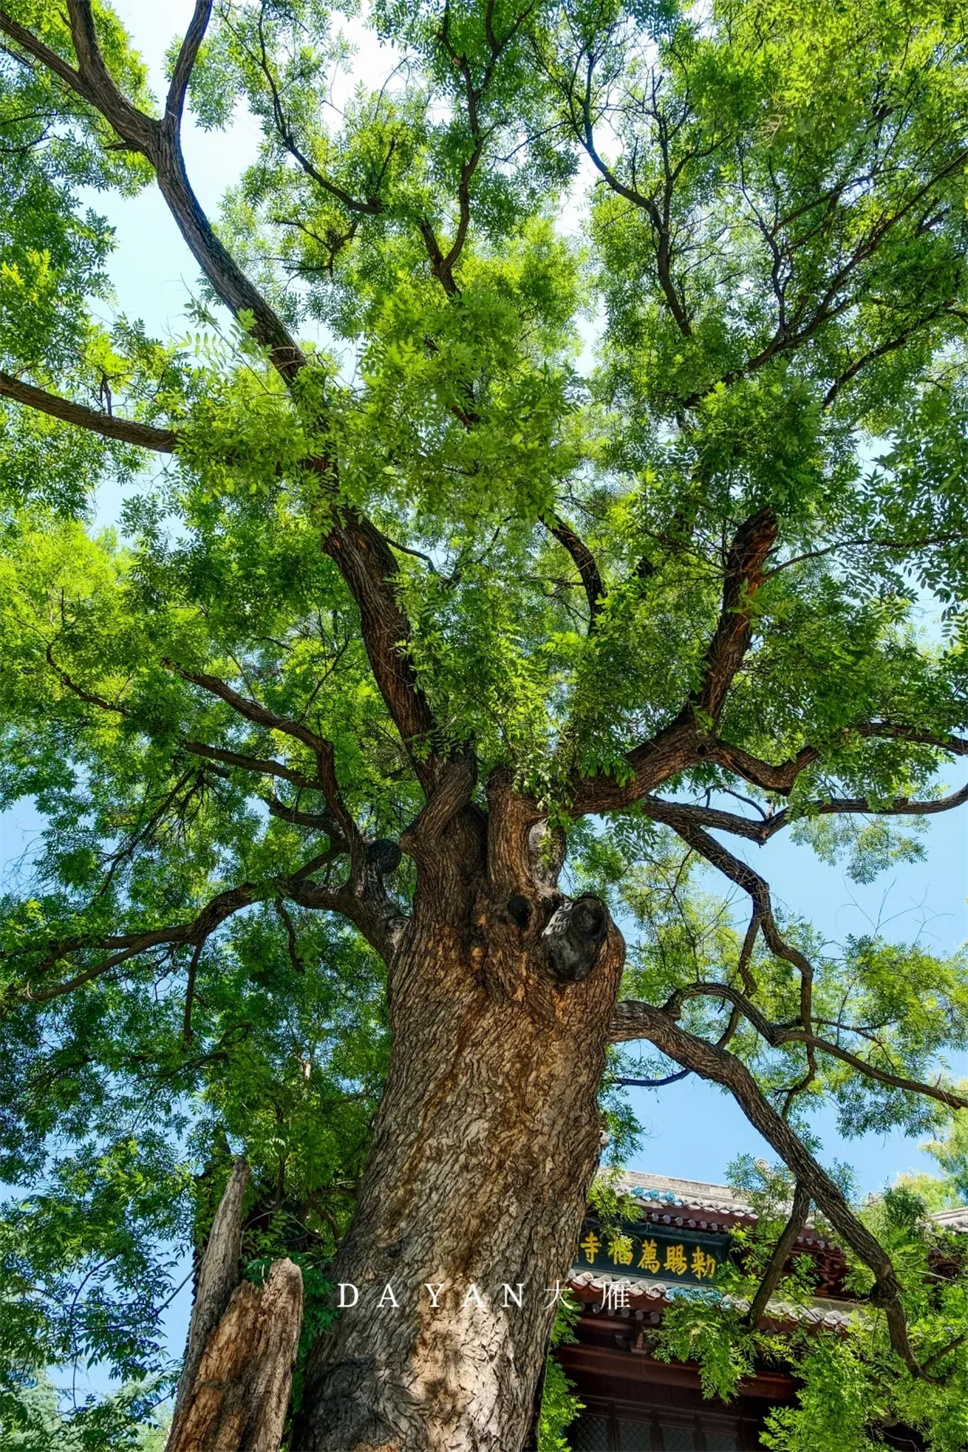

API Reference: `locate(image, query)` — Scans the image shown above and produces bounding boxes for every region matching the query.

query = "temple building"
[556,1172,968,1452]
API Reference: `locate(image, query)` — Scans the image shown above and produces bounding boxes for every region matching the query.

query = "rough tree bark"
[169,1157,251,1444]
[292,785,626,1452]
[167,1158,305,1452]
[168,1261,304,1452]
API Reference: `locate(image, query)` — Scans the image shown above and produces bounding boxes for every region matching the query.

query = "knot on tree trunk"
[541,894,608,981]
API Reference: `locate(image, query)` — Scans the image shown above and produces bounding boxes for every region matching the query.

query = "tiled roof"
[604,1171,836,1250]
[613,1171,755,1217]
[567,1268,856,1333]
[612,1171,968,1238]
[576,1173,968,1338]
[930,1206,968,1233]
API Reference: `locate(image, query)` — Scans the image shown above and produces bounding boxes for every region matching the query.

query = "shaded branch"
[64,0,158,147]
[744,1182,811,1328]
[168,664,332,764]
[614,1003,741,1087]
[0,370,177,450]
[765,782,968,834]
[319,504,443,796]
[46,650,337,802]
[544,513,606,628]
[182,938,203,1043]
[568,718,698,816]
[640,775,968,849]
[607,1000,923,1374]
[561,55,691,336]
[265,795,343,834]
[680,148,968,410]
[641,793,772,843]
[180,740,321,792]
[705,739,819,794]
[1,386,444,796]
[4,878,264,1010]
[674,507,778,729]
[822,302,953,407]
[1,845,396,1011]
[166,0,212,127]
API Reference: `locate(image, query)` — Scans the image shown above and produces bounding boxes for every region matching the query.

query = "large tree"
[1,0,968,1447]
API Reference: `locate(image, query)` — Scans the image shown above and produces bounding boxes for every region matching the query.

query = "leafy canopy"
[0,0,967,1446]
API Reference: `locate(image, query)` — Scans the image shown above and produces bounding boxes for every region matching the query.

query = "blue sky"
[623,810,967,1192]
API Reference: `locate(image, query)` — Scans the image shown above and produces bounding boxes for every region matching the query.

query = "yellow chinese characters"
[579,1231,601,1265]
[607,1235,634,1267]
[663,1244,688,1276]
[637,1240,660,1273]
[691,1247,718,1280]
[583,1228,720,1280]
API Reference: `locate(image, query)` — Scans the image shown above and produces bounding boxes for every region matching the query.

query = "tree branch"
[246,8,383,218]
[64,0,157,145]
[544,513,606,628]
[765,782,968,833]
[568,719,699,815]
[705,723,968,798]
[744,1182,811,1328]
[182,938,204,1043]
[562,55,691,337]
[168,664,331,763]
[570,509,778,814]
[658,978,968,1112]
[641,794,772,843]
[778,1031,968,1112]
[639,774,968,852]
[674,507,778,729]
[180,740,320,792]
[705,739,819,794]
[0,8,456,797]
[1,840,398,1011]
[319,507,443,796]
[0,387,444,797]
[607,1000,923,1373]
[3,878,263,1011]
[166,0,212,127]
[658,810,817,1032]
[0,6,111,118]
[0,370,177,450]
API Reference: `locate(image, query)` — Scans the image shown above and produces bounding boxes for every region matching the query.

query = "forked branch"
[674,506,778,730]
[609,1000,923,1374]
[0,369,177,450]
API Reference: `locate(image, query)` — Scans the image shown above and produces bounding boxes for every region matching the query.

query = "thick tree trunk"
[294,791,625,1452]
